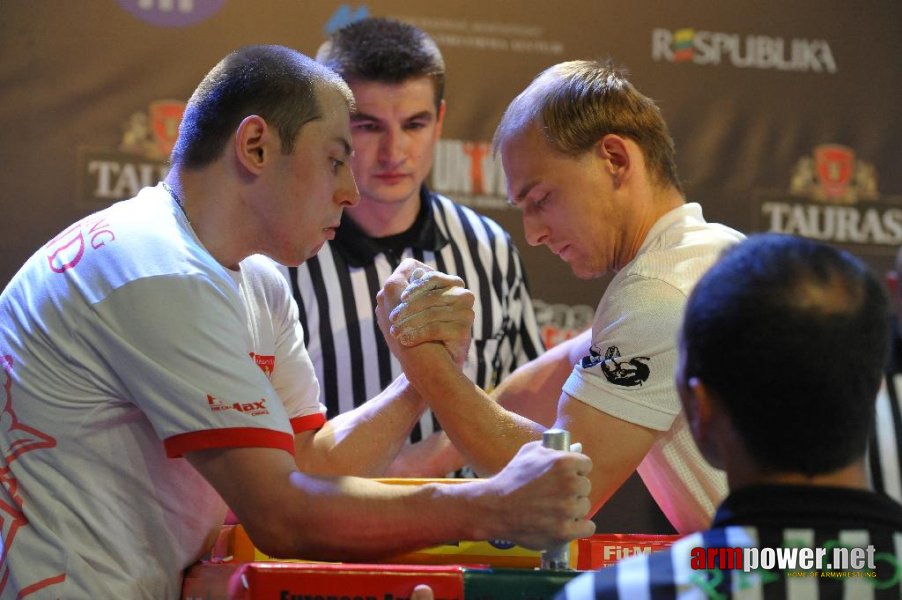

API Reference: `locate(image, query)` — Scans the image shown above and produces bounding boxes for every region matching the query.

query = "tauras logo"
[78,100,184,209]
[757,144,902,248]
[652,27,837,74]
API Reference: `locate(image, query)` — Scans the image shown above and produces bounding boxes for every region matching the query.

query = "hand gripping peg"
[540,428,572,571]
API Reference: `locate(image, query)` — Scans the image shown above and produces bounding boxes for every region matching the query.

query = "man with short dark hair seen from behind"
[556,233,902,598]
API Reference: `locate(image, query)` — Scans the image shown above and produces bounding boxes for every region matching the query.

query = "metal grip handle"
[540,428,572,571]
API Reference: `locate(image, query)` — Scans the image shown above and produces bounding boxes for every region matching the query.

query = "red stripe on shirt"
[290,412,326,434]
[164,427,295,458]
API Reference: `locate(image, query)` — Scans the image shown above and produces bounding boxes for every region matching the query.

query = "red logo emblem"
[148,100,185,158]
[249,353,275,377]
[814,144,855,201]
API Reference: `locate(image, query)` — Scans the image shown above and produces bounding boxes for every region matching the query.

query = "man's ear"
[234,115,271,175]
[434,99,447,139]
[595,134,630,188]
[684,376,723,467]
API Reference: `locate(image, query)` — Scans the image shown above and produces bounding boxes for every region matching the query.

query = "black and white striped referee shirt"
[281,187,543,442]
[869,333,902,504]
[557,485,902,599]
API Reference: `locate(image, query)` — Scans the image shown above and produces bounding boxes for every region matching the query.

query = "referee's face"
[346,77,445,213]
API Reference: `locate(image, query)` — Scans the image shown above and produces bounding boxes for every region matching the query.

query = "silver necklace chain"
[161,181,192,227]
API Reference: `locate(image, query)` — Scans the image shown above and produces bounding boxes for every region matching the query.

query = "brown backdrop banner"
[4,0,901,313]
[2,0,900,531]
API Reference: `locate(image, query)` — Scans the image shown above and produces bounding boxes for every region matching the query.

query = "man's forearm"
[493,330,591,426]
[384,431,467,477]
[399,342,545,475]
[295,375,426,477]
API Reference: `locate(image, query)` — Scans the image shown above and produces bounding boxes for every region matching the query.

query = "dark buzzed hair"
[682,233,890,476]
[171,45,353,169]
[316,17,445,108]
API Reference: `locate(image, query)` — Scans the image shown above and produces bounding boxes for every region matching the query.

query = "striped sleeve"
[870,374,902,502]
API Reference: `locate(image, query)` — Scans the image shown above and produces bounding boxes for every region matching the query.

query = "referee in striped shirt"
[557,234,902,599]
[281,18,543,472]
[869,249,902,504]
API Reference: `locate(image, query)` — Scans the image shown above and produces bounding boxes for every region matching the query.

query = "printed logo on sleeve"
[207,395,270,417]
[249,353,275,377]
[580,345,650,387]
[46,215,117,273]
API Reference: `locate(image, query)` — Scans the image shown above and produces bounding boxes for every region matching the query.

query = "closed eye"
[351,120,382,133]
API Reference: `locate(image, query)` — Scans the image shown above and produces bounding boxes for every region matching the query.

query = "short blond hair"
[494,60,682,193]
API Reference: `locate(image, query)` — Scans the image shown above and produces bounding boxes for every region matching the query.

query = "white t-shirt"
[563,203,744,534]
[0,185,325,599]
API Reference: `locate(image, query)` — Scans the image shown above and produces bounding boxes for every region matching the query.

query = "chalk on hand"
[569,442,583,453]
[410,267,426,282]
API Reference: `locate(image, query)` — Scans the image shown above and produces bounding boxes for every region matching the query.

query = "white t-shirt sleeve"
[263,264,327,431]
[90,273,295,456]
[563,275,687,431]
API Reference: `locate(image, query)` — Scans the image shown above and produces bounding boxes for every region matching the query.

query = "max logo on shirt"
[207,395,270,417]
[45,215,116,273]
[580,345,650,387]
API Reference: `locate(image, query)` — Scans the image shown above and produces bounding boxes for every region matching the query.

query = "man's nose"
[337,168,360,207]
[523,213,549,247]
[378,127,406,166]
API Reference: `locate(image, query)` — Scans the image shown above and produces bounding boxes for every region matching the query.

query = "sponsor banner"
[114,0,226,28]
[396,14,565,55]
[432,139,510,211]
[77,100,184,209]
[754,144,902,257]
[532,299,594,349]
[652,27,837,73]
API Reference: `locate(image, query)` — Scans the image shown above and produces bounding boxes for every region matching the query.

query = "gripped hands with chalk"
[376,258,475,368]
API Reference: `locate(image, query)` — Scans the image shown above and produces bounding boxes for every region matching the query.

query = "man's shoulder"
[240,254,286,280]
[623,220,744,295]
[237,255,293,303]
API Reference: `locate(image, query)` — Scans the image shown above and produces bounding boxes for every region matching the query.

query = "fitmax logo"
[652,28,837,74]
[207,395,270,417]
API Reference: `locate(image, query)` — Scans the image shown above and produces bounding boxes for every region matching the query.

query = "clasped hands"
[375,259,475,368]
